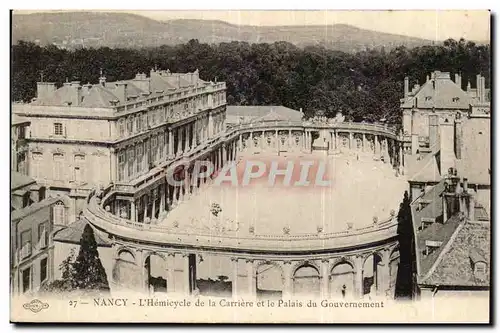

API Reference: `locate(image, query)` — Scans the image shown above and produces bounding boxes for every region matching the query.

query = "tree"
[40,248,77,293]
[395,191,414,299]
[72,224,110,292]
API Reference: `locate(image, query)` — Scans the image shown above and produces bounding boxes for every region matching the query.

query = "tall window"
[142,113,148,130]
[126,117,133,134]
[158,134,165,160]
[31,152,42,179]
[136,115,142,132]
[118,119,125,137]
[53,153,64,180]
[118,151,126,181]
[40,258,48,284]
[136,143,143,174]
[74,155,85,183]
[53,202,65,226]
[127,148,135,179]
[151,136,157,162]
[22,267,30,293]
[38,222,49,249]
[20,230,32,260]
[53,123,63,136]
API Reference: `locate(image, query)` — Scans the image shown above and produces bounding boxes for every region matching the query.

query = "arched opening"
[113,249,140,289]
[388,247,400,298]
[329,261,355,298]
[362,253,382,297]
[196,255,232,297]
[144,253,167,294]
[256,263,283,299]
[293,264,320,297]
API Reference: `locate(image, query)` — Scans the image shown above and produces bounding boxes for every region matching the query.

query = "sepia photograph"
[9,8,491,323]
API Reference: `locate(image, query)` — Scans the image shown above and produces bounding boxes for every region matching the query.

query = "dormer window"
[469,248,487,281]
[425,96,432,101]
[452,97,460,102]
[424,240,443,256]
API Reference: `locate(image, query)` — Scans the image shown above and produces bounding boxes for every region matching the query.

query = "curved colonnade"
[84,120,404,300]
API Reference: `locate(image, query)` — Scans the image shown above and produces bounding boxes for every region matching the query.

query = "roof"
[53,218,111,247]
[11,171,36,191]
[411,179,446,231]
[401,71,473,110]
[406,150,442,183]
[11,114,30,127]
[80,85,119,108]
[423,222,490,287]
[11,196,66,222]
[226,105,303,124]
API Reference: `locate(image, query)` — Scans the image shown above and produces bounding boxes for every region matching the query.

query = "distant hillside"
[12,12,435,52]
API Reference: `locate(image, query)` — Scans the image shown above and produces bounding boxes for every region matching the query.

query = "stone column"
[275,130,278,150]
[238,134,242,152]
[320,259,330,299]
[182,254,191,295]
[110,147,117,182]
[362,133,367,152]
[288,130,292,148]
[142,195,148,221]
[151,189,156,219]
[282,261,293,300]
[159,186,165,214]
[137,249,148,292]
[167,253,176,294]
[374,135,380,156]
[168,130,173,158]
[353,255,364,299]
[349,132,354,150]
[377,249,391,297]
[130,200,136,221]
[176,128,182,155]
[184,126,190,152]
[231,257,239,300]
[246,259,256,299]
[222,144,227,166]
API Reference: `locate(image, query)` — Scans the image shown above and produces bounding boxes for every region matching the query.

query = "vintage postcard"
[10,9,491,323]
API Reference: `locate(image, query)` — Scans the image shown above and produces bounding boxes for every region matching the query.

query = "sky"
[14,10,491,42]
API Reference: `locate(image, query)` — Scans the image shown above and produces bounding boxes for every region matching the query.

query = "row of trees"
[12,38,490,125]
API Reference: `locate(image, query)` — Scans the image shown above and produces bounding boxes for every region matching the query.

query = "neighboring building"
[401,70,490,154]
[407,72,491,299]
[225,105,303,126]
[12,68,226,222]
[11,114,30,175]
[11,172,70,295]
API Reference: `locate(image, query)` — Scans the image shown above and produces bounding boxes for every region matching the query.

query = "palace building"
[12,69,227,223]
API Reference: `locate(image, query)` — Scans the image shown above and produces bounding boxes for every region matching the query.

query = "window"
[126,117,133,134]
[20,230,32,260]
[53,123,63,136]
[53,153,64,180]
[136,143,143,174]
[53,202,65,225]
[136,115,142,132]
[142,113,148,130]
[118,151,126,181]
[19,126,26,139]
[40,258,48,284]
[127,148,135,178]
[38,222,49,249]
[22,267,30,293]
[74,155,85,182]
[118,119,125,137]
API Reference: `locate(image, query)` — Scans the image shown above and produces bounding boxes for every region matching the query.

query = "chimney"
[476,74,482,101]
[457,73,462,89]
[115,82,128,103]
[467,80,471,92]
[82,83,92,95]
[426,75,430,82]
[36,82,56,101]
[99,76,106,87]
[463,178,468,192]
[440,118,456,177]
[429,113,439,148]
[404,76,409,98]
[411,134,419,155]
[70,81,82,106]
[454,117,462,159]
[481,76,486,102]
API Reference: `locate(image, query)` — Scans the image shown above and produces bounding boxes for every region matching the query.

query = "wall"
[26,116,112,142]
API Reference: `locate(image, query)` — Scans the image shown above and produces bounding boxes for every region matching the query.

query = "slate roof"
[423,222,490,287]
[53,218,111,247]
[11,196,65,222]
[226,105,303,124]
[401,71,474,110]
[11,171,36,191]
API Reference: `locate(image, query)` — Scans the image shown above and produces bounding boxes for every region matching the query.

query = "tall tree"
[395,191,414,299]
[72,224,110,292]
